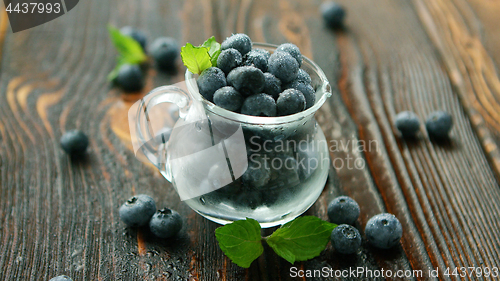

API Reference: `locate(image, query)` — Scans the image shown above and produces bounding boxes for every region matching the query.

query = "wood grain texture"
[1,0,500,280]
[413,0,500,180]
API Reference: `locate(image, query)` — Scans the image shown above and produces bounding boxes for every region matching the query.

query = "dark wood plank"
[1,0,500,280]
[332,0,500,279]
[413,0,500,181]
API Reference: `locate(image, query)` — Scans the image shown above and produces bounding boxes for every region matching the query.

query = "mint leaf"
[215,218,264,268]
[180,43,212,74]
[201,36,221,67]
[210,49,221,67]
[265,216,336,264]
[107,25,147,81]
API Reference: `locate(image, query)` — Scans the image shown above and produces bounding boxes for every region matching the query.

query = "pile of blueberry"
[119,194,183,239]
[114,26,179,93]
[395,110,453,140]
[197,34,316,117]
[327,196,403,254]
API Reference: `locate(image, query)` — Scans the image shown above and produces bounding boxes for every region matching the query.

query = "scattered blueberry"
[221,33,252,56]
[119,195,156,227]
[116,64,144,92]
[268,51,299,84]
[284,81,315,109]
[276,89,306,116]
[120,26,147,51]
[395,111,421,138]
[276,43,302,67]
[149,208,183,238]
[60,130,89,155]
[213,86,245,112]
[296,69,312,84]
[227,66,265,96]
[331,224,362,254]
[242,154,271,189]
[49,276,73,281]
[365,213,403,249]
[150,37,179,71]
[327,196,360,225]
[243,49,268,72]
[241,93,277,117]
[253,48,271,60]
[426,111,453,139]
[217,48,242,74]
[197,67,227,102]
[320,1,346,29]
[263,73,282,100]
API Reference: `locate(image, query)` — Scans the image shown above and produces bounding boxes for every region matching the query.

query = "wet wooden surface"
[1,0,500,280]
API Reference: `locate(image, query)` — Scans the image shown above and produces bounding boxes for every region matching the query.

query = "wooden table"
[1,0,500,280]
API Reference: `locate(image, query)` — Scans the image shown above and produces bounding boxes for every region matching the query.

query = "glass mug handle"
[131,85,191,170]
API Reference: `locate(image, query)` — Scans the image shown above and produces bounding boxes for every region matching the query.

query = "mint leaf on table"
[265,216,337,264]
[215,218,264,268]
[107,25,147,81]
[180,43,212,75]
[201,36,221,66]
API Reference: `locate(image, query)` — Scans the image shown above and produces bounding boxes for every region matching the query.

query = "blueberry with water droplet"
[119,195,156,227]
[365,213,403,249]
[60,130,89,156]
[331,224,361,254]
[149,208,183,238]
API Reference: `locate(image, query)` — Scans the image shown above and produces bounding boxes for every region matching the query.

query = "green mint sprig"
[180,36,221,74]
[215,217,337,268]
[107,25,147,81]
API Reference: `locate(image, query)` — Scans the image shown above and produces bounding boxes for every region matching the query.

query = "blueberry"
[120,26,147,51]
[197,67,227,102]
[365,213,403,249]
[243,49,268,72]
[253,48,271,60]
[150,37,179,71]
[49,276,73,281]
[276,43,302,67]
[276,89,306,116]
[241,93,277,117]
[425,111,453,139]
[217,48,242,74]
[60,130,89,155]
[149,208,183,238]
[116,64,144,92]
[268,51,299,84]
[320,1,346,29]
[227,66,265,96]
[395,111,420,137]
[331,224,362,254]
[284,81,315,109]
[221,33,252,56]
[327,196,360,225]
[213,86,244,112]
[263,73,282,100]
[119,195,156,227]
[242,154,271,189]
[297,69,312,84]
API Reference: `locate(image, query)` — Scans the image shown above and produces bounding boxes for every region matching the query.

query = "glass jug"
[129,43,332,228]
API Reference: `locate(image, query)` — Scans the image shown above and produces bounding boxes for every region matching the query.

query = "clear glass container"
[131,43,332,228]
